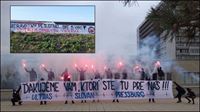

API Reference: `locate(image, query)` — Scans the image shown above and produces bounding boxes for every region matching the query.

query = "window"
[183,72,199,85]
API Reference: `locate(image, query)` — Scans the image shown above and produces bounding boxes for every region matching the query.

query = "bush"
[10,32,95,53]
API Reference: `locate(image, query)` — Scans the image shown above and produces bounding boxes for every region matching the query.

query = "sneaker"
[117,99,119,103]
[84,100,86,103]
[177,101,181,103]
[19,101,22,105]
[81,100,83,103]
[72,101,75,104]
[113,100,115,102]
[65,101,68,104]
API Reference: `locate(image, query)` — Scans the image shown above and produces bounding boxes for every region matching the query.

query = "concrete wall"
[1,89,12,101]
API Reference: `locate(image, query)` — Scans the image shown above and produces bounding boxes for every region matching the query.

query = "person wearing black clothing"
[185,88,196,104]
[173,82,186,103]
[140,68,147,80]
[152,73,157,80]
[157,67,165,80]
[24,68,37,81]
[93,70,101,102]
[61,68,75,104]
[113,72,120,103]
[105,68,113,79]
[146,73,157,103]
[40,78,47,105]
[43,68,55,81]
[122,69,128,79]
[94,70,101,80]
[76,67,87,103]
[11,86,22,106]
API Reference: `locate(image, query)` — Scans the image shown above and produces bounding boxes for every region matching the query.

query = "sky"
[11,6,95,22]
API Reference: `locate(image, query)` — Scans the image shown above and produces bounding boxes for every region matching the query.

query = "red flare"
[155,61,161,67]
[134,65,141,72]
[67,75,71,79]
[104,66,107,70]
[60,76,64,80]
[41,64,45,68]
[119,62,123,66]
[22,63,26,68]
[74,64,77,68]
[91,65,94,69]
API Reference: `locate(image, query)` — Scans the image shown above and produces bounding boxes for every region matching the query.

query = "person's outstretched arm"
[16,85,21,93]
[44,67,48,73]
[76,67,80,72]
[24,68,30,73]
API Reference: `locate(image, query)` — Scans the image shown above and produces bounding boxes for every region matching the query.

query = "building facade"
[137,18,199,95]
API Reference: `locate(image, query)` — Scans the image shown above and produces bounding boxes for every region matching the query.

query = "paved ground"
[1,98,199,111]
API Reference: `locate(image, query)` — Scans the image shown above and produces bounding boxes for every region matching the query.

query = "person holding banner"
[113,71,120,103]
[43,68,55,81]
[76,67,88,103]
[39,78,47,105]
[24,67,37,81]
[93,70,101,102]
[147,75,155,103]
[61,68,75,104]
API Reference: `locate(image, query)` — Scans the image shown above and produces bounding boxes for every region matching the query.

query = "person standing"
[122,69,128,79]
[105,68,113,79]
[93,70,101,102]
[157,67,165,80]
[39,78,47,105]
[43,68,55,81]
[24,67,37,81]
[76,67,88,103]
[147,75,155,103]
[61,68,75,104]
[140,68,147,80]
[113,71,120,103]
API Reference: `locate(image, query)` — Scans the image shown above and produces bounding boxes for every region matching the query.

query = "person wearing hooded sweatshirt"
[185,88,196,104]
[11,85,22,106]
[173,81,186,103]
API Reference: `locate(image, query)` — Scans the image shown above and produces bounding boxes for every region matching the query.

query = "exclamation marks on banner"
[162,81,169,90]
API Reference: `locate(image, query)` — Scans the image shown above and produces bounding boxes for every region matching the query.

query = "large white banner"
[10,22,95,34]
[21,79,173,101]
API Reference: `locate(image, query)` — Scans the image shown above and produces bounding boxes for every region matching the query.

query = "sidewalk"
[1,98,199,111]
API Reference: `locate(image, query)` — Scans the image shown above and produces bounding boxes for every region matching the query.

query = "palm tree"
[146,1,199,44]
[123,0,200,45]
